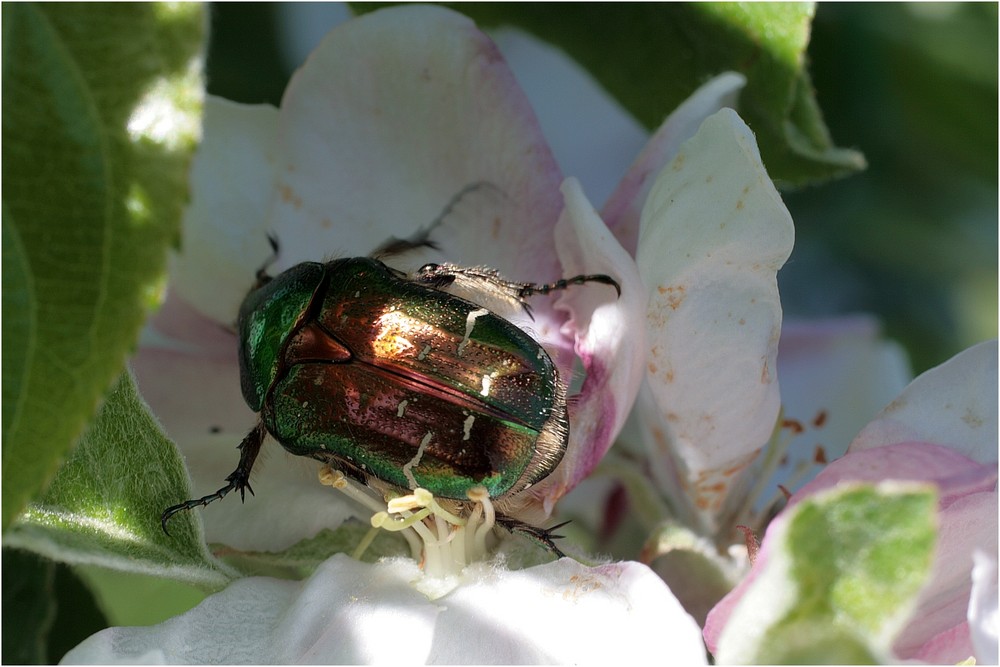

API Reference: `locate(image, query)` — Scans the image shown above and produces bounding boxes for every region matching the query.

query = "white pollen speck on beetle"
[396,399,409,417]
[417,344,432,360]
[402,432,433,489]
[457,308,489,356]
[462,414,475,440]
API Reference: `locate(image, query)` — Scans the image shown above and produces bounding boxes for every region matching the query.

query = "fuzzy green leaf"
[6,372,236,589]
[717,483,938,663]
[2,3,204,528]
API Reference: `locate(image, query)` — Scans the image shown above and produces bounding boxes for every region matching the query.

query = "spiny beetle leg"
[371,181,504,259]
[496,517,572,558]
[252,234,281,289]
[160,421,267,535]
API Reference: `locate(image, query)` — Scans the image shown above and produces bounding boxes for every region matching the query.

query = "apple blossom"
[133,4,648,563]
[64,0,897,661]
[60,4,770,662]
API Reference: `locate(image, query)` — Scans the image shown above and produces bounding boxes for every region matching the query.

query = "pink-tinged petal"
[603,73,746,255]
[753,316,911,509]
[513,179,646,518]
[968,551,999,664]
[790,444,996,510]
[133,296,249,442]
[850,340,998,464]
[268,5,564,286]
[891,474,997,662]
[637,109,794,528]
[703,518,774,654]
[911,623,972,664]
[171,97,280,325]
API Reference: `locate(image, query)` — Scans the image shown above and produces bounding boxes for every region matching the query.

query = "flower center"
[318,466,497,578]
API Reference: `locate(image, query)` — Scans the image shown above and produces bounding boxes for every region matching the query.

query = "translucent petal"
[637,108,794,526]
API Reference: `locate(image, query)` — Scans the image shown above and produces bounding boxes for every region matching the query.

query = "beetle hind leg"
[160,421,266,535]
[496,516,570,558]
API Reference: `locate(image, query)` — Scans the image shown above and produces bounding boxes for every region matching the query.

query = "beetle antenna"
[518,274,621,299]
[160,422,266,535]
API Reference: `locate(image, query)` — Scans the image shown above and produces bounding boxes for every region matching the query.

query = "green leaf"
[215,524,410,580]
[6,372,236,588]
[2,549,54,664]
[2,549,109,664]
[75,565,206,628]
[716,483,937,664]
[2,3,205,529]
[427,2,865,186]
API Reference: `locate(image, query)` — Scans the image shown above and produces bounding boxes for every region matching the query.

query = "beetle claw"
[496,516,570,558]
[160,422,266,534]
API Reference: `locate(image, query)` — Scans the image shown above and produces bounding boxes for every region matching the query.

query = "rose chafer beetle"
[162,194,620,553]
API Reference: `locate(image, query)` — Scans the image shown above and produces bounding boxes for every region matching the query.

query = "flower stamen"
[318,465,498,577]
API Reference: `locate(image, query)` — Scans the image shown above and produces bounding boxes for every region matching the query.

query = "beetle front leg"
[160,421,267,534]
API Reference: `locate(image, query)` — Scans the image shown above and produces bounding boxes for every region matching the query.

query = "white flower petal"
[64,555,705,665]
[171,97,279,324]
[603,72,746,254]
[432,558,706,664]
[268,5,564,284]
[969,550,999,665]
[850,340,998,464]
[637,108,794,527]
[893,475,997,662]
[134,294,250,442]
[184,443,362,553]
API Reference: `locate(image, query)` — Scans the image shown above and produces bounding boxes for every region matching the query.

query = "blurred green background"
[206,2,998,373]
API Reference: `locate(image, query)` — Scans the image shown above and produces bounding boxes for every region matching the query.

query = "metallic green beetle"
[161,243,619,548]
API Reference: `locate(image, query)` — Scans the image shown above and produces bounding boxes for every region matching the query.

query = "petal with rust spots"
[636,109,794,529]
